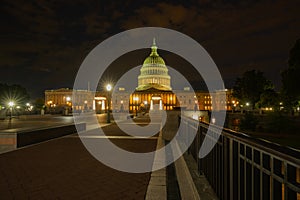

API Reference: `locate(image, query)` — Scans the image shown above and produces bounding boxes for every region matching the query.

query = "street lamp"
[120,100,124,112]
[106,84,112,92]
[106,84,112,123]
[8,101,14,128]
[194,100,198,111]
[133,97,139,117]
[8,101,14,107]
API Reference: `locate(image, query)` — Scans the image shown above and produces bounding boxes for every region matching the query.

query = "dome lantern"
[150,38,159,57]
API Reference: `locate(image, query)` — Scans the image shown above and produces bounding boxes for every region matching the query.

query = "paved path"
[0,115,74,130]
[0,117,158,199]
[0,113,112,131]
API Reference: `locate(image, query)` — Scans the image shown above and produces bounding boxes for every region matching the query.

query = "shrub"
[239,112,259,131]
[265,111,293,133]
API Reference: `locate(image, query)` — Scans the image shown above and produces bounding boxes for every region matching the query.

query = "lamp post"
[231,100,239,113]
[106,84,112,123]
[245,102,250,111]
[8,101,14,119]
[194,100,198,112]
[144,101,148,112]
[65,96,71,115]
[84,100,88,112]
[120,100,124,112]
[8,101,14,128]
[133,97,139,117]
[98,101,102,114]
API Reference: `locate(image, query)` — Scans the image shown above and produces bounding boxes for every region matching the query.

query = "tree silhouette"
[233,70,273,110]
[257,88,279,110]
[281,39,300,112]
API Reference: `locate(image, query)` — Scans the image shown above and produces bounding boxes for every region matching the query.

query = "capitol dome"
[136,39,172,91]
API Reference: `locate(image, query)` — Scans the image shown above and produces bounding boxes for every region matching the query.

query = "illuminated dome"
[136,39,172,91]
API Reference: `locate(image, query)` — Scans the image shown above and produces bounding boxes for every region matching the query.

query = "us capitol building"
[45,39,236,114]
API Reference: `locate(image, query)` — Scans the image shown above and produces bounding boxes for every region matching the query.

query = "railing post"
[183,116,300,200]
[229,138,233,200]
[198,125,202,175]
[223,137,228,200]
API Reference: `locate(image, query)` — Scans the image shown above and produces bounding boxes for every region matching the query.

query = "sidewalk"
[0,118,157,199]
[0,113,216,199]
[0,115,74,131]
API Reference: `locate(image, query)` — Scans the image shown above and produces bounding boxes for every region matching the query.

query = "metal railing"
[179,116,300,200]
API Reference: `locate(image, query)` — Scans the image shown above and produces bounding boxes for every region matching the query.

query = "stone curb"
[173,142,201,200]
[145,129,167,200]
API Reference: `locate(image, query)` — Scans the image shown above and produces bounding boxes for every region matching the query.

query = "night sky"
[1,0,300,98]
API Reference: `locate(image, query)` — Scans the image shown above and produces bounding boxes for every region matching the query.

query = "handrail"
[181,115,300,165]
[180,115,300,200]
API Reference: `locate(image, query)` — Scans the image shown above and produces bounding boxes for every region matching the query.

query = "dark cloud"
[119,0,300,90]
[0,0,299,97]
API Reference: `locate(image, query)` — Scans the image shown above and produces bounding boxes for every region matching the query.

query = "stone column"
[159,100,163,110]
[150,100,153,110]
[93,100,96,110]
[102,100,105,110]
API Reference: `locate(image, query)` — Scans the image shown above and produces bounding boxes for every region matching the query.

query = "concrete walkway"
[0,117,158,199]
[0,115,74,131]
[0,113,217,199]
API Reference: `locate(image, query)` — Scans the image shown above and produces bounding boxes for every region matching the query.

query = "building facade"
[45,88,95,113]
[45,40,237,114]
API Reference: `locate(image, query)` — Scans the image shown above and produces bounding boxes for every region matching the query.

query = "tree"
[288,39,300,68]
[256,88,280,110]
[239,112,259,131]
[34,98,45,110]
[0,83,30,107]
[281,39,300,112]
[233,70,273,110]
[265,111,293,133]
